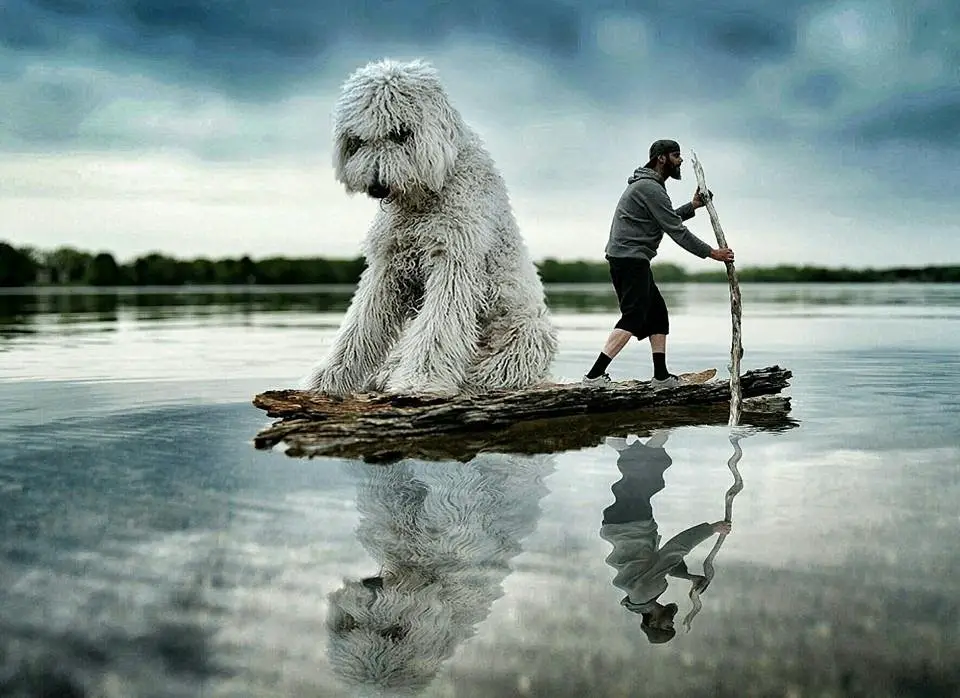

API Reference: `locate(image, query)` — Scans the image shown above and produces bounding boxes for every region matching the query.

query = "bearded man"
[583,139,735,387]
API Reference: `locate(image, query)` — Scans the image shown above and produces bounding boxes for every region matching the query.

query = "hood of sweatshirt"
[627,167,663,185]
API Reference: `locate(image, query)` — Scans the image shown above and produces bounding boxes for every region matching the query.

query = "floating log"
[252,365,795,463]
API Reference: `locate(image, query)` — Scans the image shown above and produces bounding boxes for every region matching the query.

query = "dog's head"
[331,59,465,203]
[326,575,458,693]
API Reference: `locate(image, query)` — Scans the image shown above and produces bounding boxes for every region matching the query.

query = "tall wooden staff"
[691,151,742,426]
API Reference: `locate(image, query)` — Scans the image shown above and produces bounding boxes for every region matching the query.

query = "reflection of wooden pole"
[683,433,744,631]
[691,150,743,426]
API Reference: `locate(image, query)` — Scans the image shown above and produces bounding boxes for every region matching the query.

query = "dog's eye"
[388,128,412,145]
[331,612,357,634]
[361,576,384,590]
[380,624,407,642]
[345,135,363,156]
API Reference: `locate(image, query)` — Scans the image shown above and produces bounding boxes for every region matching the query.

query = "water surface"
[1,284,958,697]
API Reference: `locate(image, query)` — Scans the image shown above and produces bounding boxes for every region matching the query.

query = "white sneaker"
[581,373,612,386]
[650,374,680,389]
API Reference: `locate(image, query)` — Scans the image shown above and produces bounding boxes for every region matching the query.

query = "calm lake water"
[1,283,958,698]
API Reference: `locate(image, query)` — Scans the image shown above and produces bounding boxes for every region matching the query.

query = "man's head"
[645,139,682,181]
[640,601,679,643]
[621,597,679,644]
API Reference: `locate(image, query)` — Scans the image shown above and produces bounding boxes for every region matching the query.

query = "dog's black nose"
[367,181,390,199]
[361,576,384,590]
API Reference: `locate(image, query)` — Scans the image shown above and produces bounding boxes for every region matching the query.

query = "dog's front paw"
[385,374,459,398]
[363,368,391,393]
[304,365,357,395]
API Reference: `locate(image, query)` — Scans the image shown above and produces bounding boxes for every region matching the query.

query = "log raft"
[252,365,795,463]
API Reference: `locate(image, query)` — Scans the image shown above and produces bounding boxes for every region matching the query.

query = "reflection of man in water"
[600,432,731,643]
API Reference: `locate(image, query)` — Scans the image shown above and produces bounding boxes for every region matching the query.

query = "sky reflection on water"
[0,284,958,697]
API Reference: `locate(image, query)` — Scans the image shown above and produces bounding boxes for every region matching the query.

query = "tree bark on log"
[252,365,794,463]
[691,150,743,426]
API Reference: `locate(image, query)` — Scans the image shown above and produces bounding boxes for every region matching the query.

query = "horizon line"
[4,241,960,273]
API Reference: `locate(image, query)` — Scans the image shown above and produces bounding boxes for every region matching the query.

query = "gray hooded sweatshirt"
[600,519,717,608]
[605,167,713,261]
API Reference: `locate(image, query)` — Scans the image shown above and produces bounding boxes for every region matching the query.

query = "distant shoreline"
[2,278,959,295]
[2,241,959,286]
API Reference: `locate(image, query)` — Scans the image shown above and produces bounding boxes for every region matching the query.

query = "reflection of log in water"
[683,433,745,631]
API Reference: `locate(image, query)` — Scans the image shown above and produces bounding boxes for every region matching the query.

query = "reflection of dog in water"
[327,454,553,693]
[601,432,730,644]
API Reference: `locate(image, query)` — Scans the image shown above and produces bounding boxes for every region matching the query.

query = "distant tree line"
[537,259,692,283]
[537,259,960,283]
[682,265,960,283]
[0,243,366,287]
[1,242,959,287]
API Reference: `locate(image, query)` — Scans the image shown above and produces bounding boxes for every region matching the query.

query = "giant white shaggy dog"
[306,59,557,396]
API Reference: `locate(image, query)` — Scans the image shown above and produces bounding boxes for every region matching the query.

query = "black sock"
[652,352,669,380]
[586,353,613,379]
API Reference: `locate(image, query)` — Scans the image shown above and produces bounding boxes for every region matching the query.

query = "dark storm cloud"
[640,1,798,65]
[7,77,103,143]
[846,87,960,147]
[1,0,959,157]
[792,70,845,110]
[708,14,795,58]
[1,0,582,95]
[2,0,815,97]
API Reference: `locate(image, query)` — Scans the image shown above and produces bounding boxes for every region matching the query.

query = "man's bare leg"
[604,329,634,359]
[585,328,633,379]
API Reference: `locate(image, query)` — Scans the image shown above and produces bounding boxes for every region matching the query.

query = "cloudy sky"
[1,0,957,268]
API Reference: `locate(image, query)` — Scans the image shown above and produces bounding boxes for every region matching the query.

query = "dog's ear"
[413,103,461,192]
[332,129,353,182]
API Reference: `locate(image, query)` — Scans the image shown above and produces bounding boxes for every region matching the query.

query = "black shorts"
[607,256,669,339]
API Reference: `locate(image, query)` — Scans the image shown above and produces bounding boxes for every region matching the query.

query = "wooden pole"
[691,150,743,426]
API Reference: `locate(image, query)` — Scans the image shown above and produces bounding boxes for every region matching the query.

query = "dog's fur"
[326,454,553,694]
[305,59,557,396]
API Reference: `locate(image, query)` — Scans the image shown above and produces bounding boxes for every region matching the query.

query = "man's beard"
[668,162,682,180]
